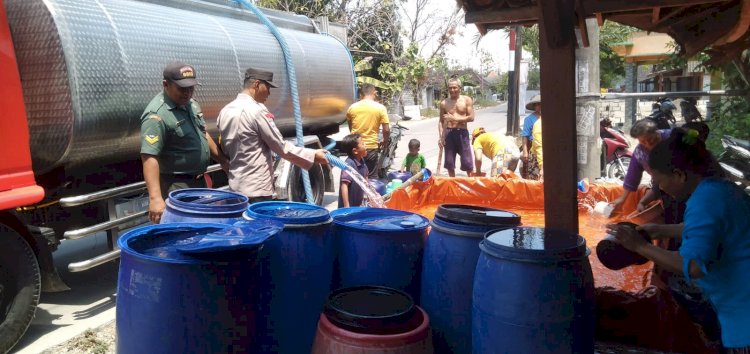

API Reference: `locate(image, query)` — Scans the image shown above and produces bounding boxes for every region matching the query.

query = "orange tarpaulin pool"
[385,174,650,291]
[385,174,720,353]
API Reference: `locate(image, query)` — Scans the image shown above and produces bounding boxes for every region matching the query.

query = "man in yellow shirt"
[471,127,520,177]
[531,117,543,180]
[346,84,390,177]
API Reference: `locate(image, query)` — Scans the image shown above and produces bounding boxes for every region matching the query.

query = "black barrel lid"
[435,204,521,227]
[323,286,420,335]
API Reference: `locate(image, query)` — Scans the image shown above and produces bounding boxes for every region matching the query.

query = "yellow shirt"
[346,99,389,149]
[531,118,543,168]
[472,133,514,159]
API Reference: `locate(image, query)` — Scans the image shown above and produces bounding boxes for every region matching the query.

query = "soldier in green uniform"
[140,62,228,223]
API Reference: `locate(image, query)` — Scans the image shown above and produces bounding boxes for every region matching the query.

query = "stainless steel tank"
[6,0,355,173]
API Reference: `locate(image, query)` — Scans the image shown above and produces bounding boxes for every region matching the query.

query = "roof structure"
[610,31,675,64]
[456,0,749,63]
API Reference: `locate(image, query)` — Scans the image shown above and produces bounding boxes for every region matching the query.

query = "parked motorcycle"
[647,97,676,129]
[679,97,702,123]
[718,134,750,189]
[600,117,632,181]
[376,120,409,178]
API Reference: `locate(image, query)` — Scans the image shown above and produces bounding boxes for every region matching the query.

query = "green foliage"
[513,22,637,88]
[599,22,638,88]
[255,0,345,21]
[527,68,540,89]
[378,44,432,104]
[703,63,750,155]
[474,97,499,108]
[489,71,509,97]
[707,97,750,155]
[421,107,439,118]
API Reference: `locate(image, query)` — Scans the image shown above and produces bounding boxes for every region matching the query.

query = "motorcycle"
[679,97,702,123]
[718,134,750,189]
[600,118,632,181]
[646,97,677,129]
[376,119,409,178]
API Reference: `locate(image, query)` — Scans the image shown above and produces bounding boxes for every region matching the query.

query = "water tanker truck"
[0,0,355,350]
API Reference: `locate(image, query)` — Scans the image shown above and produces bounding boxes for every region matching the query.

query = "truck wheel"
[0,224,41,353]
[288,164,325,205]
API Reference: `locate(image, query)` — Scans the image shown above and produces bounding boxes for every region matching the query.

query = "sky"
[400,1,513,73]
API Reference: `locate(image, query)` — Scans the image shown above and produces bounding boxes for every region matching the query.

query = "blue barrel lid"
[330,207,369,219]
[480,226,588,262]
[166,188,248,214]
[118,222,281,264]
[332,208,429,232]
[435,204,521,227]
[245,201,331,225]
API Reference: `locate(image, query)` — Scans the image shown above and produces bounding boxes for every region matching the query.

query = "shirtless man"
[439,78,475,177]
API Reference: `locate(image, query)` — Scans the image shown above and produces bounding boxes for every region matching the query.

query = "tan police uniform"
[217,93,315,198]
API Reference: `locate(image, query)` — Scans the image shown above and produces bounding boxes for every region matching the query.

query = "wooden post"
[538,0,579,234]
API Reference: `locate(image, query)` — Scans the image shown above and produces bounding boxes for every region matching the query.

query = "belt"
[165,173,204,180]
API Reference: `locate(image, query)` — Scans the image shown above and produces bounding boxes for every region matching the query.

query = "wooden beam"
[650,4,718,30]
[715,0,750,45]
[484,21,538,30]
[463,0,728,24]
[464,6,537,24]
[591,0,729,14]
[649,6,687,28]
[577,0,590,47]
[651,7,661,23]
[538,0,579,234]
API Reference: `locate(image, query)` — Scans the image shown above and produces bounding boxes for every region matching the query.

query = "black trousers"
[364,149,380,178]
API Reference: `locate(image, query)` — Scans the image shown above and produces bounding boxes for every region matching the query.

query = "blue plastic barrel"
[369,179,386,195]
[387,171,412,183]
[116,221,282,354]
[244,201,334,354]
[161,188,248,224]
[421,205,521,354]
[472,227,595,354]
[332,208,429,302]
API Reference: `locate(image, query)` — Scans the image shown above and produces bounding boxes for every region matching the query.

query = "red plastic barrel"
[311,307,433,354]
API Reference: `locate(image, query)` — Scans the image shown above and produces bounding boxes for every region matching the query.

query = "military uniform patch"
[148,114,161,121]
[145,134,160,144]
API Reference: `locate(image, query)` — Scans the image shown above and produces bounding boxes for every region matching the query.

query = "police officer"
[140,62,228,223]
[217,67,329,203]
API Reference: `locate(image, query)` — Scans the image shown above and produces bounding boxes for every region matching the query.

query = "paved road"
[12,102,509,353]
[393,102,510,177]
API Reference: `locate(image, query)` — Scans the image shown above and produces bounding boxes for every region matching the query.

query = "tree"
[396,0,463,105]
[599,21,638,88]
[378,44,431,106]
[255,0,348,21]
[503,22,636,88]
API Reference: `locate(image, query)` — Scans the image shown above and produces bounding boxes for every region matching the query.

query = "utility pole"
[506,26,523,136]
[575,18,601,181]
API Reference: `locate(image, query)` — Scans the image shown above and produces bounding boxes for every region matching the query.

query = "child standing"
[338,134,369,207]
[400,139,426,174]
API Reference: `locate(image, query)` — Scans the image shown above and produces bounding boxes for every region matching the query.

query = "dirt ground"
[43,319,669,354]
[42,321,115,354]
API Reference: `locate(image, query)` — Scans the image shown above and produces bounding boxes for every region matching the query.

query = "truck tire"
[0,225,41,353]
[288,164,326,205]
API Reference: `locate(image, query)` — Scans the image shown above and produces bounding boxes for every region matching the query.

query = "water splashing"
[325,153,385,208]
